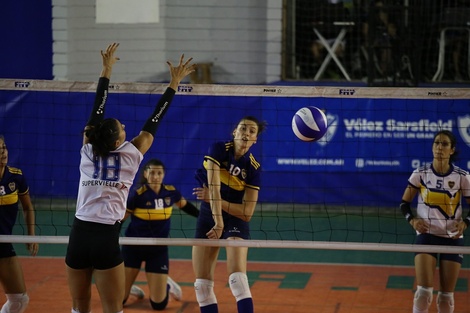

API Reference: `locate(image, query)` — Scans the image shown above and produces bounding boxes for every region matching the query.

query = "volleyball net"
[1,79,470,260]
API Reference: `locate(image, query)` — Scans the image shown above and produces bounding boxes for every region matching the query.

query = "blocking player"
[65,42,195,313]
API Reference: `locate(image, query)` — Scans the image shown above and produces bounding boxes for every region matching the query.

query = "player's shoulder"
[248,153,261,170]
[206,141,229,154]
[451,165,469,176]
[223,140,234,150]
[213,140,233,152]
[163,184,177,191]
[415,163,431,173]
[7,166,23,176]
[136,185,148,196]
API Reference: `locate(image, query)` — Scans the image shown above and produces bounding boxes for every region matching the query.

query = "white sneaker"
[167,276,182,301]
[130,285,145,299]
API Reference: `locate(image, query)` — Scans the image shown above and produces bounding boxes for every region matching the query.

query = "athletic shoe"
[130,285,145,299]
[167,276,182,301]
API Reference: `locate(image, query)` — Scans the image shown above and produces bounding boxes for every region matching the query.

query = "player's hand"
[101,42,120,69]
[206,225,224,239]
[451,221,466,239]
[26,242,39,256]
[167,54,197,89]
[193,184,210,203]
[410,218,429,233]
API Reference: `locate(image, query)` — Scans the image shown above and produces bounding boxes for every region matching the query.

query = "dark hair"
[433,130,458,164]
[235,116,268,136]
[86,118,121,157]
[138,159,165,185]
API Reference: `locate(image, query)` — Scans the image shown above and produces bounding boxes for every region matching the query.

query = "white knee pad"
[413,286,433,313]
[0,293,29,313]
[437,292,454,313]
[229,272,252,301]
[194,279,217,307]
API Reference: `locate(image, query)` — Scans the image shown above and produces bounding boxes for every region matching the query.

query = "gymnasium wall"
[0,1,53,80]
[52,0,282,84]
[1,1,282,84]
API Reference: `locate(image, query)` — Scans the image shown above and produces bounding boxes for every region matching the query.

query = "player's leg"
[436,256,462,313]
[94,262,125,313]
[66,265,93,313]
[0,256,26,293]
[124,266,141,302]
[65,219,95,313]
[140,243,179,310]
[145,273,170,310]
[413,253,436,313]
[122,244,144,303]
[193,246,220,313]
[226,240,253,313]
[0,255,29,313]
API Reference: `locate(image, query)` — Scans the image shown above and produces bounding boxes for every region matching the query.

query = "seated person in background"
[362,0,398,77]
[310,0,350,77]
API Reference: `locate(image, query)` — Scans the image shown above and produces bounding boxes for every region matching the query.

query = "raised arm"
[131,54,196,155]
[83,43,120,145]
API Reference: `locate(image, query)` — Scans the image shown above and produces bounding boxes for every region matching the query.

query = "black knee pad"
[150,295,169,311]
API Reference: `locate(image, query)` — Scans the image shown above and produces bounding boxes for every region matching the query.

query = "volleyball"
[292,106,328,142]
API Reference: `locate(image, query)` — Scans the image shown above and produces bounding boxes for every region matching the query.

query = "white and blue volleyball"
[292,106,328,142]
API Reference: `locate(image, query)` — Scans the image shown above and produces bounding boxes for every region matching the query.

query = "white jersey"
[76,141,143,225]
[408,163,470,238]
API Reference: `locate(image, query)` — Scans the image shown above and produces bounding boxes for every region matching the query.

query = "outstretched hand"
[167,54,197,90]
[100,42,120,78]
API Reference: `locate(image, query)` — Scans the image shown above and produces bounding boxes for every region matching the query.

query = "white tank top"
[75,141,143,224]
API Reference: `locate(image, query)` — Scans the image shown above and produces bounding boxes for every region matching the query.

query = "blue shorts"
[0,243,16,258]
[415,233,464,264]
[195,203,250,240]
[122,244,169,274]
[65,217,123,270]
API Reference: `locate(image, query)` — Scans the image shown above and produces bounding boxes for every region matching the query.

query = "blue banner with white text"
[1,87,469,208]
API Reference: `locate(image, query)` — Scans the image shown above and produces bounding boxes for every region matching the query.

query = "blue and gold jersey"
[195,141,261,204]
[408,163,470,238]
[0,166,29,235]
[125,183,182,238]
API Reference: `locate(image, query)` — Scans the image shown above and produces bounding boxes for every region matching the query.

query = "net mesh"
[1,79,470,259]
